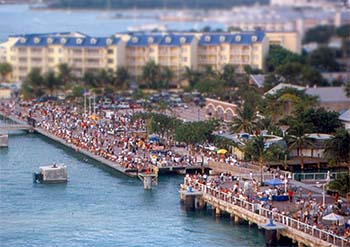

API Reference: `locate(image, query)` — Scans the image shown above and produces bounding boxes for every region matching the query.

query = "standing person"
[288,189,294,203]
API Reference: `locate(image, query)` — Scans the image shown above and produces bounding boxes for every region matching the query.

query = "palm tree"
[25,68,45,97]
[219,64,237,87]
[0,62,12,81]
[286,121,314,170]
[115,67,130,90]
[245,135,266,182]
[182,66,201,88]
[44,70,59,95]
[324,128,350,175]
[141,60,160,89]
[230,102,258,134]
[160,66,173,89]
[57,63,73,88]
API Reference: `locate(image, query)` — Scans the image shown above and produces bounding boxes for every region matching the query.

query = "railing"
[292,172,347,181]
[184,179,349,247]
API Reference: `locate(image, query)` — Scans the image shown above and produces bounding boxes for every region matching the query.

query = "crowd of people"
[183,173,350,241]
[0,100,200,172]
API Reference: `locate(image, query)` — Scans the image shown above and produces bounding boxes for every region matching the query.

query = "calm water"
[0,4,224,41]
[0,132,275,247]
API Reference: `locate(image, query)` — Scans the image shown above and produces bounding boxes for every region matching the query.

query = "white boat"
[0,131,8,147]
[33,164,68,184]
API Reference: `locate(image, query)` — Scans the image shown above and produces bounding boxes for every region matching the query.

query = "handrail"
[184,178,349,247]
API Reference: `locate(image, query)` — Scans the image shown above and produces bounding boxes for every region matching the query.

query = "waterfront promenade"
[182,175,350,247]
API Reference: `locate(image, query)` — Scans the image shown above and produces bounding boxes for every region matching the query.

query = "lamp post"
[284,178,288,193]
[322,171,331,208]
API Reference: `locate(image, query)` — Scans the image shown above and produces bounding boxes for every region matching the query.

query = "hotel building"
[1,31,269,82]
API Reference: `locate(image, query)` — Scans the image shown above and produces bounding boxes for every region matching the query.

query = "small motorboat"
[33,163,68,184]
[0,131,8,147]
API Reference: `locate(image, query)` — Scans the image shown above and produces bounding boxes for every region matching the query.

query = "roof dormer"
[90,38,97,45]
[204,35,211,42]
[165,36,172,44]
[235,35,241,42]
[33,37,40,44]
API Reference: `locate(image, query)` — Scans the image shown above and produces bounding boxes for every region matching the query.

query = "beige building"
[196,32,269,72]
[2,32,124,81]
[1,31,269,82]
[266,31,301,54]
[124,34,197,78]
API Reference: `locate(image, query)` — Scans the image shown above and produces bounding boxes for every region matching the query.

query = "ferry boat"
[33,164,68,184]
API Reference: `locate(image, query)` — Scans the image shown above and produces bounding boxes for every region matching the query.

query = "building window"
[107,59,114,64]
[48,48,54,53]
[107,49,114,54]
[182,57,188,62]
[48,58,54,63]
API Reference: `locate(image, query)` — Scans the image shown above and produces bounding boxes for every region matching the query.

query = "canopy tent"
[264,178,284,186]
[322,213,345,225]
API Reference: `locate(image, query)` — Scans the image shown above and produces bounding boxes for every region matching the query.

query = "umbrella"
[264,178,284,186]
[322,213,345,225]
[217,149,228,154]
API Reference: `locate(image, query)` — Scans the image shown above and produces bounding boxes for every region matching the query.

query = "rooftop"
[305,86,350,103]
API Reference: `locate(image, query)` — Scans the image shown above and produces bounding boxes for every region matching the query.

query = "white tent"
[322,213,345,225]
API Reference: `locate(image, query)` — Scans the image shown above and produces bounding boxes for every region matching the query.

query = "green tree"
[244,135,285,182]
[286,121,314,170]
[160,66,173,89]
[219,64,237,87]
[83,71,100,88]
[266,45,303,72]
[115,67,130,90]
[175,121,215,145]
[141,60,161,89]
[324,128,350,175]
[230,102,258,134]
[303,25,335,44]
[57,63,73,87]
[327,173,350,197]
[44,70,59,95]
[308,47,339,72]
[0,62,12,81]
[297,108,342,134]
[182,66,202,88]
[24,68,45,97]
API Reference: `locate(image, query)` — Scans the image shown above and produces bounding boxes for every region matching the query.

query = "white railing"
[184,179,349,247]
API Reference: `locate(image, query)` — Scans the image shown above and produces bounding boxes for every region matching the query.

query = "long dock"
[180,183,349,247]
[0,111,200,177]
[0,111,135,177]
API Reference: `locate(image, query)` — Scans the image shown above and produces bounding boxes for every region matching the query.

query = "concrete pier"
[179,183,347,247]
[138,172,158,190]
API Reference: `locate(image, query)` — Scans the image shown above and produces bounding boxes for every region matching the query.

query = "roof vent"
[165,36,172,44]
[76,38,83,45]
[106,38,113,45]
[131,37,139,43]
[33,37,40,44]
[251,35,258,42]
[47,37,53,44]
[147,37,154,44]
[90,38,97,45]
[60,38,67,44]
[219,36,226,42]
[180,37,186,44]
[235,35,241,42]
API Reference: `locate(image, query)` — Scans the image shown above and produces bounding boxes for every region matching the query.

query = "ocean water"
[0,132,274,247]
[0,4,224,41]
